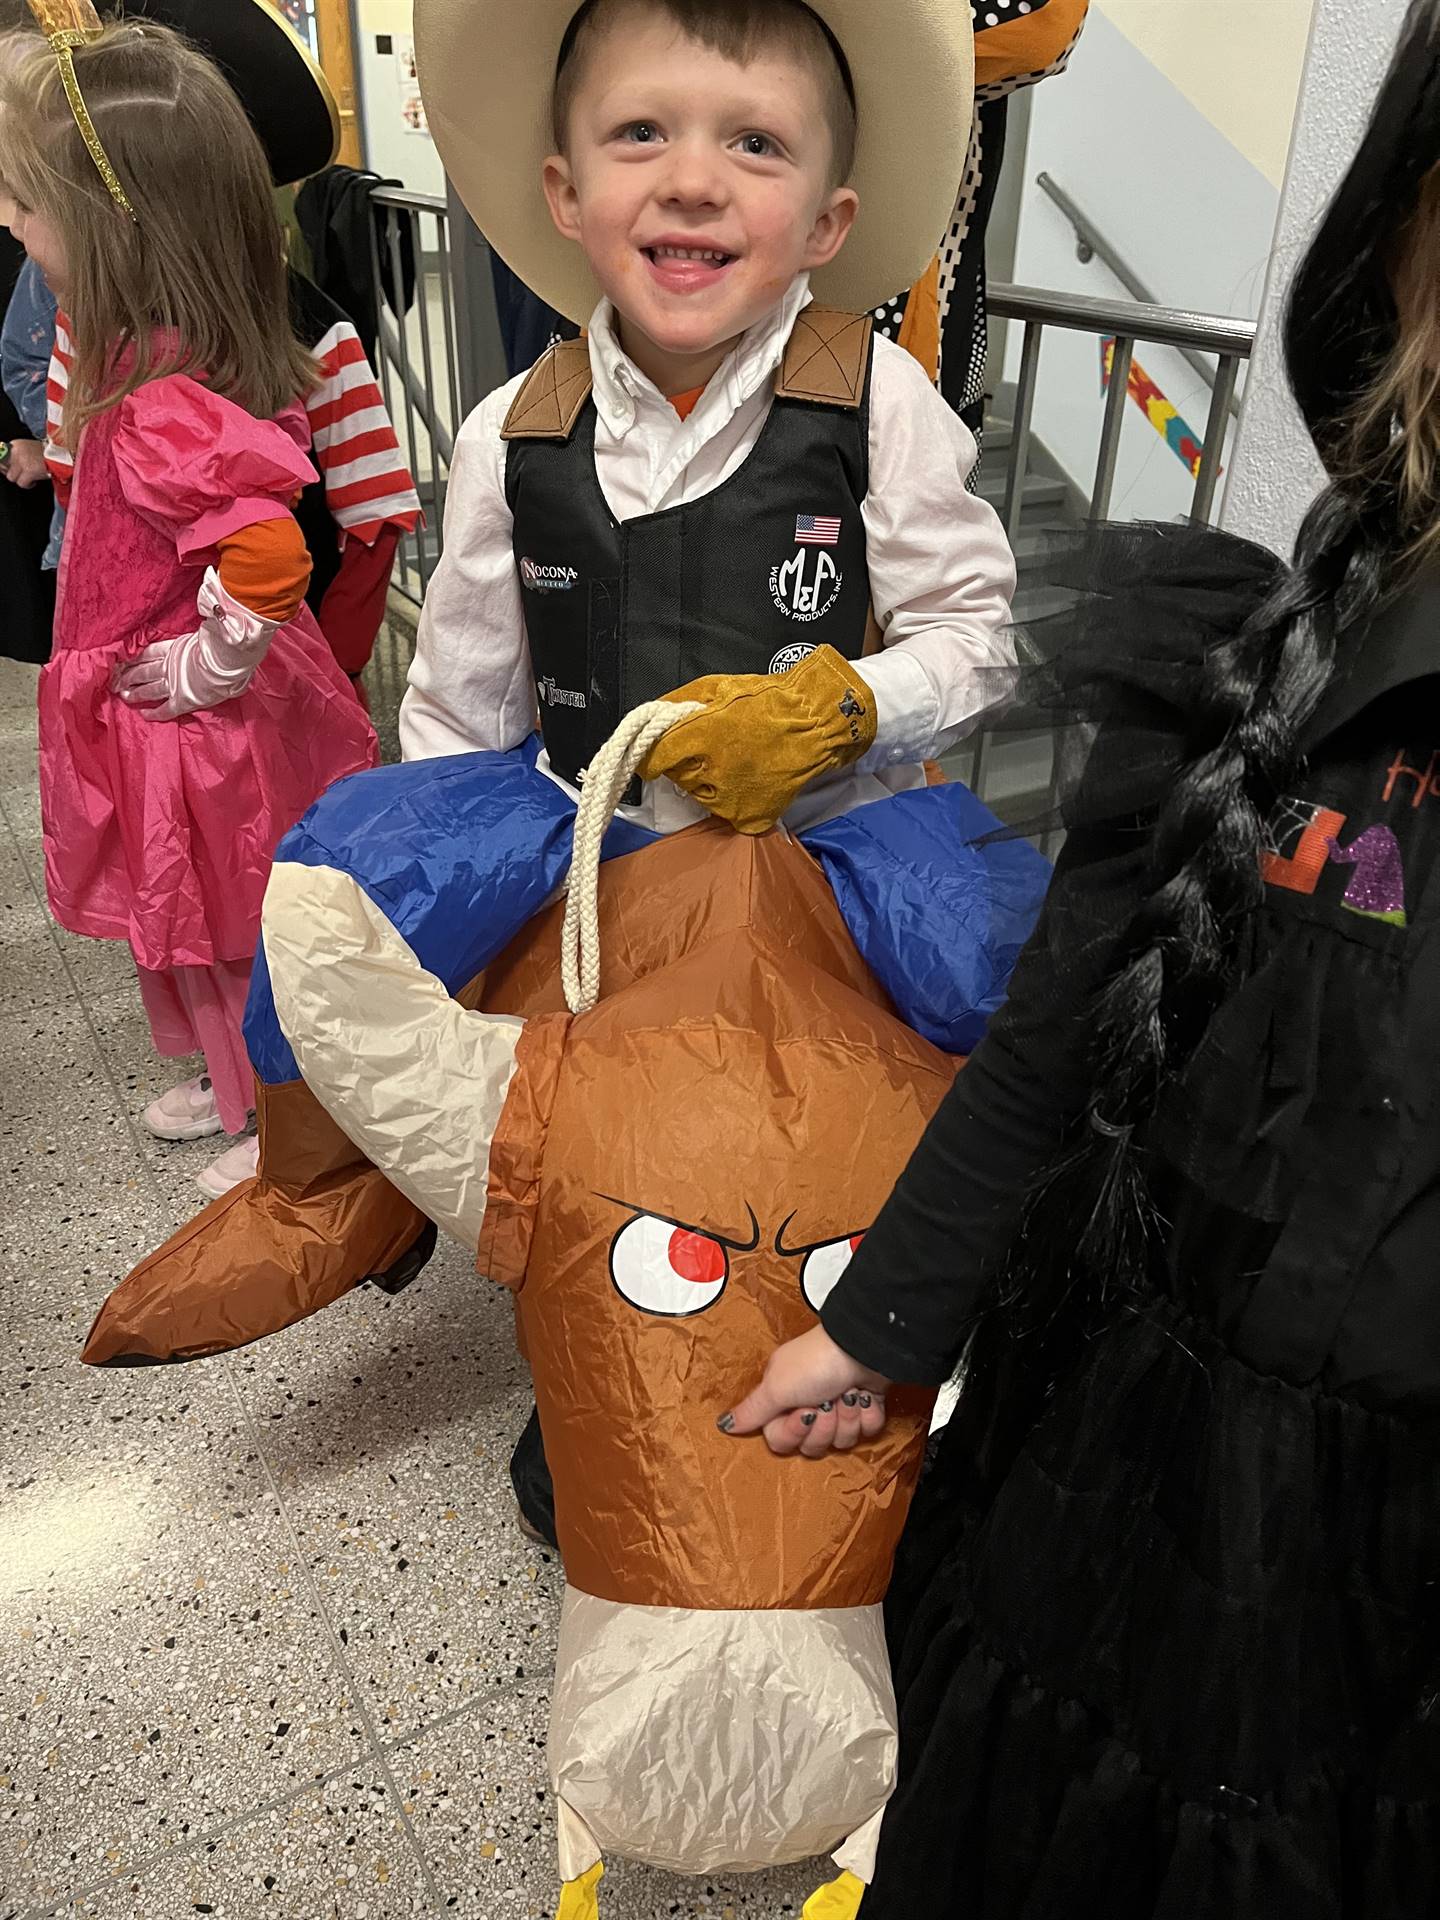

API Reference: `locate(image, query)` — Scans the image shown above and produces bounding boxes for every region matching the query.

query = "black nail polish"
[801,1412,817,1427]
[819,1401,834,1413]
[842,1392,859,1408]
[715,1412,735,1434]
[859,1394,872,1408]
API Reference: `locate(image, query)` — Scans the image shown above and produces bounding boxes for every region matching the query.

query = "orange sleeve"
[214,516,313,623]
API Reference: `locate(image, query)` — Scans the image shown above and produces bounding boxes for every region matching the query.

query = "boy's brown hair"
[0,20,316,442]
[552,0,858,186]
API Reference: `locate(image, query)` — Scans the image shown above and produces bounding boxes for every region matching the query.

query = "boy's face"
[544,12,858,387]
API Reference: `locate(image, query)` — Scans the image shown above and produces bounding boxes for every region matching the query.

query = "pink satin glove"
[111,566,280,722]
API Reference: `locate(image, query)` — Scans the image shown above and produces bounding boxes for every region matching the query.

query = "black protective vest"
[503,306,875,785]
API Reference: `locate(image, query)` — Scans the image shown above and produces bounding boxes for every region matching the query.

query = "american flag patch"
[795,514,841,546]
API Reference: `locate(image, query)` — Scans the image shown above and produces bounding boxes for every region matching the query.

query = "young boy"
[404,0,1015,837]
[100,0,1049,1448]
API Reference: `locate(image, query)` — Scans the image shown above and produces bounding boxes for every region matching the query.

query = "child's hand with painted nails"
[718,1323,892,1458]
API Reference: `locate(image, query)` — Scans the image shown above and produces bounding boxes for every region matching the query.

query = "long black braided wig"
[1018,0,1440,1309]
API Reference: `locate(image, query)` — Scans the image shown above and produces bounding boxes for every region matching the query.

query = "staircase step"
[976,470,1070,514]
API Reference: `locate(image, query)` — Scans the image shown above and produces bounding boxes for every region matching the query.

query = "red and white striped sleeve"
[306,319,423,547]
[45,311,75,504]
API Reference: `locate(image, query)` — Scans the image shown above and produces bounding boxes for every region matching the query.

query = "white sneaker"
[143,1074,225,1142]
[196,1133,260,1200]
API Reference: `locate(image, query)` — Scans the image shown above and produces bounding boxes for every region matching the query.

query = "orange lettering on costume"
[1261,806,1347,895]
[1382,748,1440,808]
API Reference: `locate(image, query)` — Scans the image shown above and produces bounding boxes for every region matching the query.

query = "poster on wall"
[395,34,428,135]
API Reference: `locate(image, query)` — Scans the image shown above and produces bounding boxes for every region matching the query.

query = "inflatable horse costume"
[85,689,1046,1911]
[80,0,1053,1903]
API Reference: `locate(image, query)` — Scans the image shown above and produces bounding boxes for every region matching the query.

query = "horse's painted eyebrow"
[773,1212,867,1259]
[593,1193,763,1254]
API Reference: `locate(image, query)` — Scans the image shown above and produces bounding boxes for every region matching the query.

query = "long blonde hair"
[0,20,316,442]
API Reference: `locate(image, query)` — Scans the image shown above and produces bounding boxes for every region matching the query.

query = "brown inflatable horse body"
[90,809,959,1912]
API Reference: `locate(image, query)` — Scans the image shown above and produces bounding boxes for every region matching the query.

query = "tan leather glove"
[641,645,878,836]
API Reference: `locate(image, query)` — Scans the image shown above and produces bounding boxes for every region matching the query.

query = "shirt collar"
[586,274,813,433]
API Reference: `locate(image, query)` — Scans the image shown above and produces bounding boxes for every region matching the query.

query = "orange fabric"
[476,1013,571,1291]
[81,1077,426,1366]
[974,0,1090,88]
[214,515,313,623]
[477,824,950,1612]
[669,384,707,420]
[897,253,943,385]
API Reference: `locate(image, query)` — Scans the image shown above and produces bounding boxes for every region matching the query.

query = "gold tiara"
[26,0,138,222]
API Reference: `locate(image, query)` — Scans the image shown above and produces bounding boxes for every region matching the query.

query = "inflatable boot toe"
[83,1076,433,1364]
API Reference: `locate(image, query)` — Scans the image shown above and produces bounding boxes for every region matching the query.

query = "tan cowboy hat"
[414,0,975,324]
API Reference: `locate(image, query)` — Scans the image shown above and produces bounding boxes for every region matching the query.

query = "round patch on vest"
[768,642,817,676]
[770,546,844,624]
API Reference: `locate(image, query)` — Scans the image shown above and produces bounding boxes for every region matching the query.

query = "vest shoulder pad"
[501,338,594,442]
[777,306,874,409]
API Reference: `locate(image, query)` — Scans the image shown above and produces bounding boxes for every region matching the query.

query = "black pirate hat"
[122,0,339,185]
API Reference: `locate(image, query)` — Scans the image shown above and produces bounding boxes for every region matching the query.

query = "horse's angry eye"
[800,1235,864,1314]
[610,1214,729,1318]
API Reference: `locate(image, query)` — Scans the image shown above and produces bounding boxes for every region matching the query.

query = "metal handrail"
[986,282,1255,538]
[988,281,1256,359]
[370,185,449,217]
[1034,172,1250,419]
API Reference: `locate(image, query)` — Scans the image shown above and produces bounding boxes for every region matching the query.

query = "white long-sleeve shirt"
[400,276,1017,832]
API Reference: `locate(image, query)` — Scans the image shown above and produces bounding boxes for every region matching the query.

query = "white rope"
[561,700,704,1015]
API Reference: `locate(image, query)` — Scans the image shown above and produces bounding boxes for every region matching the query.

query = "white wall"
[1221,0,1410,556]
[353,0,446,196]
[1006,8,1287,523]
[1098,0,1314,187]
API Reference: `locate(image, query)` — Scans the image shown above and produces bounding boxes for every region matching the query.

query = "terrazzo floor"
[0,622,828,1920]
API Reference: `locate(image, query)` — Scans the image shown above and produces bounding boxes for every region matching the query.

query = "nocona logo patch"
[520,557,579,593]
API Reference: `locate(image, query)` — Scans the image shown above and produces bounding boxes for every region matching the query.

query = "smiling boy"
[99,0,1056,1495]
[404,0,1016,836]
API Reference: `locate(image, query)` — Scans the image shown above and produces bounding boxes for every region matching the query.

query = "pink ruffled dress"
[41,373,378,1129]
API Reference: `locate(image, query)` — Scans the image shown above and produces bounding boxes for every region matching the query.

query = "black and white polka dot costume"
[875,0,1089,488]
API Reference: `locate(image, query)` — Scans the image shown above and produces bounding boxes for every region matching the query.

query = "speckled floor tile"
[0,837,56,1015]
[386,1682,554,1917]
[82,985,234,1225]
[63,1772,431,1918]
[392,1699,826,1919]
[0,1002,152,1236]
[2,1170,176,1375]
[0,984,197,1379]
[229,1238,560,1742]
[0,737,41,834]
[0,652,40,711]
[1,1366,366,1908]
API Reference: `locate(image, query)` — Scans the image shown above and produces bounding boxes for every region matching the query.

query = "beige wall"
[358,0,414,28]
[1098,0,1316,186]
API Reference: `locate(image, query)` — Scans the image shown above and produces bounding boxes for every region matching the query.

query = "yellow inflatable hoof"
[803,1869,866,1918]
[555,1861,604,1920]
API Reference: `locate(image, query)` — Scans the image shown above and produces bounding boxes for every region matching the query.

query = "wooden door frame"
[314,0,364,168]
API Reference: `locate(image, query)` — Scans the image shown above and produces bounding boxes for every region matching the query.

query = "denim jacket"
[1,258,64,569]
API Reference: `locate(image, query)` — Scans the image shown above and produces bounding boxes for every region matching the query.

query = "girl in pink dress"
[1,14,378,1195]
